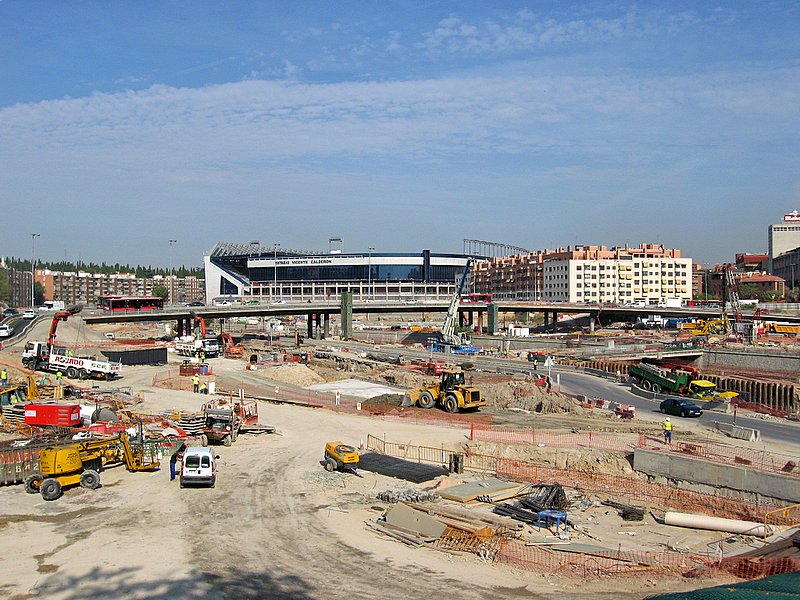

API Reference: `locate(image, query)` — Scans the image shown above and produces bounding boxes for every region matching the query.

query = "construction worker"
[169,444,185,481]
[56,370,63,383]
[200,381,208,395]
[192,373,200,393]
[615,368,622,383]
[663,417,673,444]
[533,358,538,371]
[0,367,7,386]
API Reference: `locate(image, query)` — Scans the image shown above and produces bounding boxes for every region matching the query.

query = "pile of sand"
[465,440,636,477]
[254,363,326,387]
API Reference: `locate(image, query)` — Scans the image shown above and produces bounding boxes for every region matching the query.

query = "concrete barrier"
[709,420,761,442]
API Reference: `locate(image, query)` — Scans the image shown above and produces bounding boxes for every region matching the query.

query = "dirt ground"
[0,319,785,599]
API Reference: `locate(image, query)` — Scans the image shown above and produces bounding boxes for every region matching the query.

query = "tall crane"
[434,259,478,353]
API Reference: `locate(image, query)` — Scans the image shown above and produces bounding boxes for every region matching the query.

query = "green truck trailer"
[628,362,738,400]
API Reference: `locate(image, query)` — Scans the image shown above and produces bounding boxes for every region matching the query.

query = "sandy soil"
[0,319,786,599]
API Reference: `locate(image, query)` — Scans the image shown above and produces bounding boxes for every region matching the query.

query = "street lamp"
[273,243,281,301]
[168,240,177,305]
[368,246,374,299]
[31,233,40,308]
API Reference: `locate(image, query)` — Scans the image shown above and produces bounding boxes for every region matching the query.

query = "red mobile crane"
[21,306,122,380]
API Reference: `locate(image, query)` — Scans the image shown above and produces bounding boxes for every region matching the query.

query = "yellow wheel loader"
[403,370,485,413]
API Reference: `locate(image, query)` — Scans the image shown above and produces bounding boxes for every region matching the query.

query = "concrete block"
[710,420,761,442]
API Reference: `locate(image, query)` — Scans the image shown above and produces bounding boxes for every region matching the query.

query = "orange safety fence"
[470,423,638,453]
[764,503,800,531]
[495,538,800,580]
[638,435,800,479]
[151,369,492,429]
[496,457,781,521]
[366,436,785,522]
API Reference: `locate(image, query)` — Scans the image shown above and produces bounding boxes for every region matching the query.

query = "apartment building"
[474,244,692,305]
[36,270,204,305]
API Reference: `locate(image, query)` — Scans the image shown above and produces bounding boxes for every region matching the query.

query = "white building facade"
[542,256,693,305]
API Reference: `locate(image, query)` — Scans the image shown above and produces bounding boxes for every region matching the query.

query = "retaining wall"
[633,448,800,503]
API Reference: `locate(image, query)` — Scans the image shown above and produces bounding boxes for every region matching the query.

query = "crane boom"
[48,305,83,347]
[440,258,472,346]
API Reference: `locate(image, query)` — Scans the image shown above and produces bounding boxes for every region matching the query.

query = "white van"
[180,446,218,488]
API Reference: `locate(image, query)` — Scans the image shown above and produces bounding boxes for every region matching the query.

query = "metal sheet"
[385,503,446,539]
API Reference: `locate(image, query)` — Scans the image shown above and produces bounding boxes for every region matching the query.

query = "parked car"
[0,325,13,337]
[659,398,703,418]
[22,310,36,319]
[184,301,204,307]
[2,308,19,317]
[180,446,219,488]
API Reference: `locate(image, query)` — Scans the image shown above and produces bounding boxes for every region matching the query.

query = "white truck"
[175,336,220,358]
[23,343,122,380]
[21,305,122,380]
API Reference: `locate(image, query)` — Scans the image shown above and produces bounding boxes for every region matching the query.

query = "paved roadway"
[321,340,800,447]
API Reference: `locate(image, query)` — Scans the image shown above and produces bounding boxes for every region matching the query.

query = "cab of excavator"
[442,370,465,390]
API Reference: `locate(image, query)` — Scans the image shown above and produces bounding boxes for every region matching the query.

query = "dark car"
[185,301,205,307]
[2,308,19,317]
[660,398,703,418]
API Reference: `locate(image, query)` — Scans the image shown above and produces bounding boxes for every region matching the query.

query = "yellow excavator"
[24,430,160,501]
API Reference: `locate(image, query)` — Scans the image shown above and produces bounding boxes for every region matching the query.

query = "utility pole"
[31,233,40,307]
[168,239,177,305]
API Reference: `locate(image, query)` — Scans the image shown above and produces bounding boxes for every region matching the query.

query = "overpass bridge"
[81,299,799,340]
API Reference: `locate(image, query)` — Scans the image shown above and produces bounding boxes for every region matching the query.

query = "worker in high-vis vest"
[192,374,200,393]
[663,417,673,443]
[1,367,7,386]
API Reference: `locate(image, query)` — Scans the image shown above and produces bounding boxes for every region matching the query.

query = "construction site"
[0,299,799,600]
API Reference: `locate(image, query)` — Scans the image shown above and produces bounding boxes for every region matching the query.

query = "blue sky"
[1,1,799,268]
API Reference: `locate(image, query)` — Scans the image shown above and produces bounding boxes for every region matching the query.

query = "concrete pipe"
[664,512,770,537]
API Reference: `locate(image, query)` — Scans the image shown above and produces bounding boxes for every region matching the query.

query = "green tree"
[0,268,9,304]
[34,281,45,306]
[151,283,168,300]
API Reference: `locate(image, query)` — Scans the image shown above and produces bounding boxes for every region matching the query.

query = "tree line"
[3,257,203,279]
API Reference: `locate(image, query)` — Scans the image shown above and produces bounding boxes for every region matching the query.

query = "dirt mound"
[465,440,636,477]
[364,393,405,406]
[254,363,326,387]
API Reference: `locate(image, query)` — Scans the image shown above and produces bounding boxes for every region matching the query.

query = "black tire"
[24,474,44,494]
[642,380,651,391]
[660,406,666,414]
[40,478,62,501]
[652,384,661,394]
[66,367,78,379]
[200,434,208,447]
[231,429,238,443]
[418,391,436,410]
[78,369,88,380]
[80,469,101,490]
[324,457,336,472]
[223,435,232,447]
[681,410,687,418]
[443,395,458,414]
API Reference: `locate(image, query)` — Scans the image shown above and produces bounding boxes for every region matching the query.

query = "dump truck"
[23,430,160,500]
[403,370,485,413]
[629,361,738,400]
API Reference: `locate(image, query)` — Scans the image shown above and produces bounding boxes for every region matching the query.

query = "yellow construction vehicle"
[403,369,485,413]
[323,442,360,474]
[681,318,730,336]
[24,431,160,501]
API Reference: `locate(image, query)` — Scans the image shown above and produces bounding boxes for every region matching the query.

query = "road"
[320,340,800,447]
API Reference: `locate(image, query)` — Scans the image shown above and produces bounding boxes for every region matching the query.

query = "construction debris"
[376,489,439,504]
[438,478,521,503]
[602,499,645,521]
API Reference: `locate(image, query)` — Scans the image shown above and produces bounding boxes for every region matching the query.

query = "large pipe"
[664,511,770,537]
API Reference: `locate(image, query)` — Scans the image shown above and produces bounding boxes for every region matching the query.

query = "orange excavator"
[220,332,243,358]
